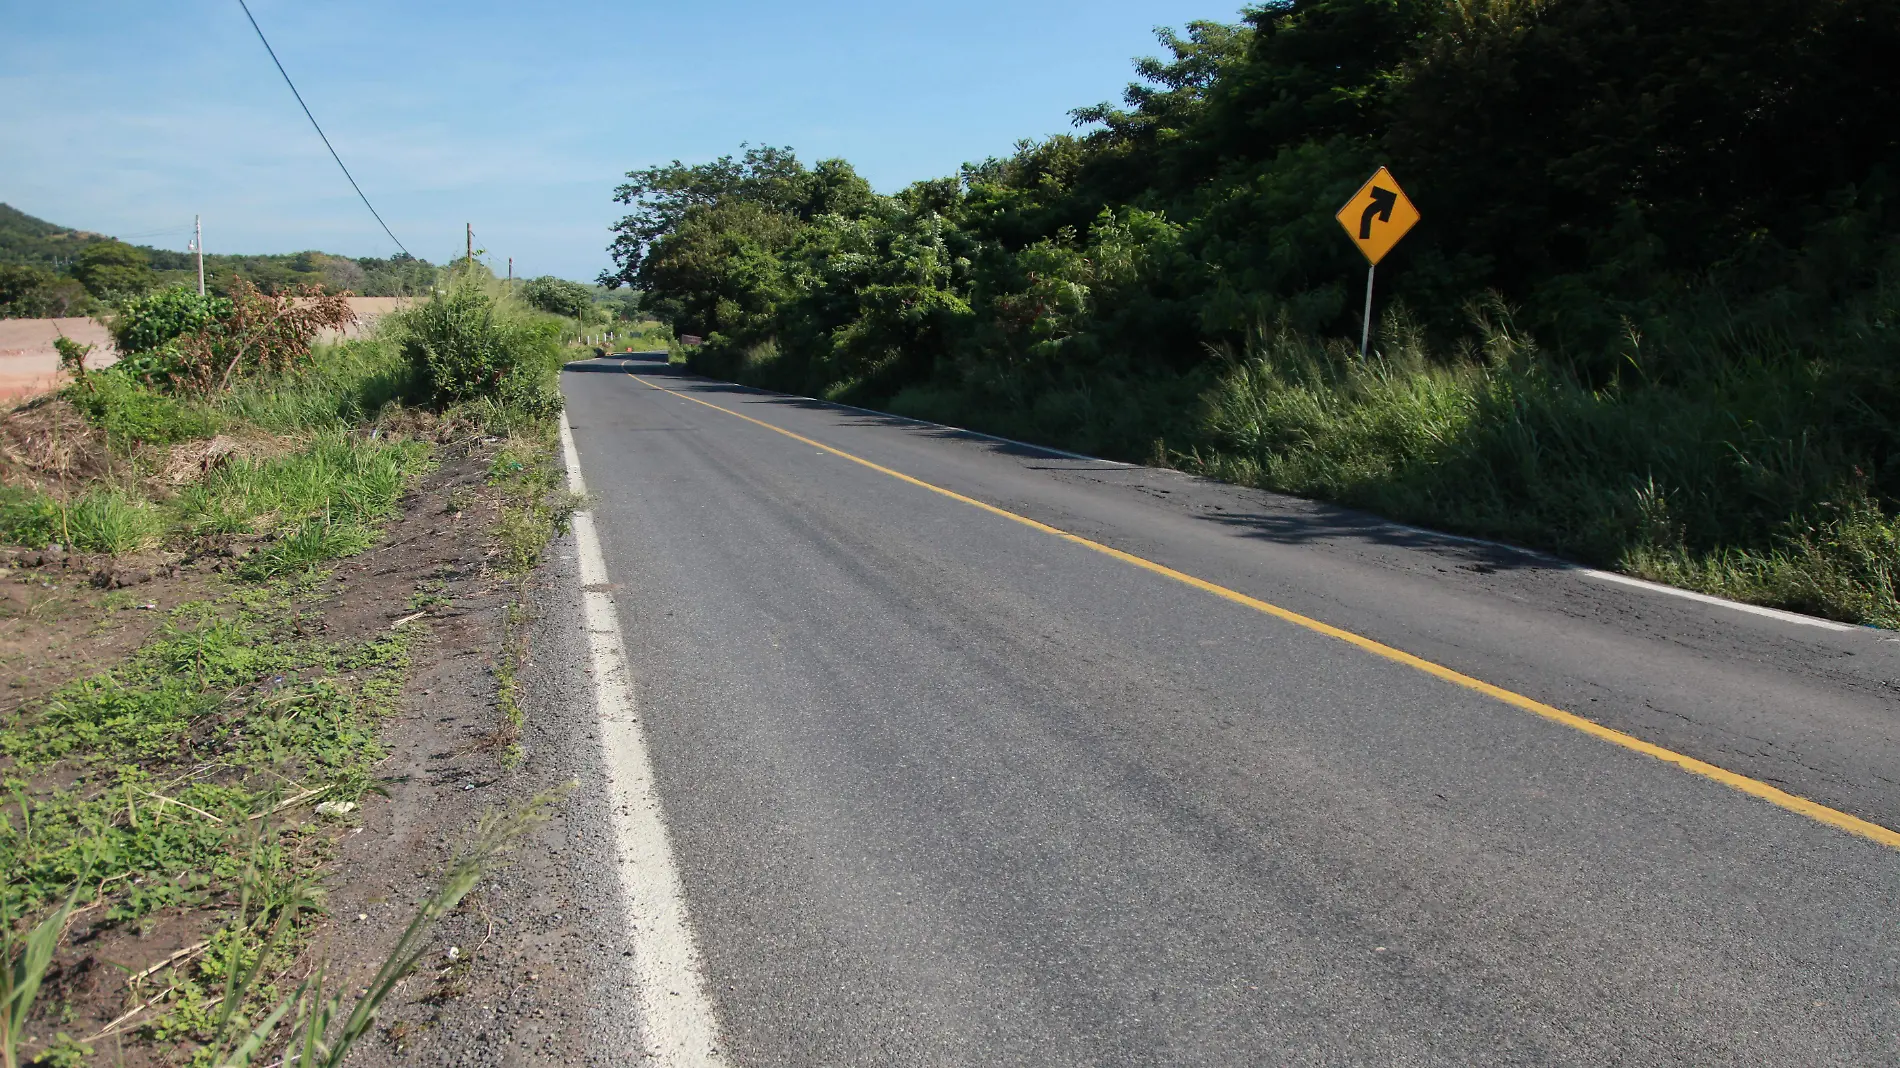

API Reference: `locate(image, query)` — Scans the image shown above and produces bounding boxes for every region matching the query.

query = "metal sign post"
[1360,265,1375,357]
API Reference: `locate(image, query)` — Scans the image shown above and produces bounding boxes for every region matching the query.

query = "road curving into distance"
[562,354,1900,1067]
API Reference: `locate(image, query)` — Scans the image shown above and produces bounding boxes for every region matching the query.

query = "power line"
[235,0,413,259]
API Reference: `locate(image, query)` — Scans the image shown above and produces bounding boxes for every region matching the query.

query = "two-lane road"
[562,356,1900,1066]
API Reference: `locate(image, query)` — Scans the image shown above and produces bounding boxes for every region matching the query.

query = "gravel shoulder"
[325,517,643,1066]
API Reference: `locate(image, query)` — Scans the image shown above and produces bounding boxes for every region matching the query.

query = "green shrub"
[110,287,233,355]
[393,286,525,403]
[520,275,595,319]
[67,373,220,445]
[387,283,568,424]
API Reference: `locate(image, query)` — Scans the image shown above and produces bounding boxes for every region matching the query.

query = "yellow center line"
[626,369,1900,853]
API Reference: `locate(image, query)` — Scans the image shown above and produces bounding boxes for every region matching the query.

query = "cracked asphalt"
[559,355,1900,1066]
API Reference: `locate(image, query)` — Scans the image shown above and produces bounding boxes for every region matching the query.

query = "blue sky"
[0,1,1241,282]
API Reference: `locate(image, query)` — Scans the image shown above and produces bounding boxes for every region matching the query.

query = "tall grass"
[1189,301,1900,627]
[2,894,75,1068]
[210,338,413,433]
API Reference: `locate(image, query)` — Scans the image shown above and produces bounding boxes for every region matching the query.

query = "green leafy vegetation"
[391,282,560,405]
[606,0,1900,627]
[486,436,581,577]
[148,249,439,300]
[387,278,571,434]
[110,288,235,358]
[68,242,156,301]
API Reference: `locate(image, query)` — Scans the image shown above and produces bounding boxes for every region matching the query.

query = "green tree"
[68,240,156,298]
[0,264,92,318]
[519,276,594,319]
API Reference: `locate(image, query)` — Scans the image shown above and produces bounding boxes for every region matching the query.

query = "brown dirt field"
[320,296,413,344]
[0,317,115,403]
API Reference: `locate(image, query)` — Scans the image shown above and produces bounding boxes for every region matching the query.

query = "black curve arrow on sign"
[1359,186,1397,239]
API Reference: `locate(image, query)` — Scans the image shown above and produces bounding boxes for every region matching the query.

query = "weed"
[0,492,58,550]
[2,894,76,1068]
[66,492,163,555]
[444,486,479,515]
[238,518,376,580]
[26,1032,89,1067]
[212,339,412,434]
[483,430,580,577]
[407,583,450,613]
[483,601,531,767]
[0,593,411,940]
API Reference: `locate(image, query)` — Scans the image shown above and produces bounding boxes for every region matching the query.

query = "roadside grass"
[0,586,413,1059]
[1186,304,1900,628]
[610,319,672,352]
[3,334,429,574]
[485,434,581,578]
[1,274,585,1066]
[210,339,413,434]
[0,434,429,572]
[853,268,1900,631]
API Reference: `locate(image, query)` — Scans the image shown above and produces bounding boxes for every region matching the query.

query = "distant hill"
[0,203,112,270]
[0,203,440,298]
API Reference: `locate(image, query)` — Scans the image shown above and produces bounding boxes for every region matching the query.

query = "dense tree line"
[608,0,1898,389]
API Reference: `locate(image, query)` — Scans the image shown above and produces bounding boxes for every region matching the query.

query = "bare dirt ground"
[0,317,115,402]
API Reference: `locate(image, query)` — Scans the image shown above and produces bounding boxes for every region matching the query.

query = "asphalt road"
[562,355,1900,1067]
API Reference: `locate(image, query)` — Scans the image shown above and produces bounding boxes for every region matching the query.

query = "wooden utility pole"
[507,257,513,286]
[193,215,205,296]
[466,223,473,268]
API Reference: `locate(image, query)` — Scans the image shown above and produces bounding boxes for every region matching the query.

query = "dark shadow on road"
[1195,503,1563,573]
[563,354,677,374]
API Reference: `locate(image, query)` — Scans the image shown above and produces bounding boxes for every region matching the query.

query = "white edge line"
[1372,517,1862,633]
[592,358,1863,635]
[559,410,729,1066]
[1576,568,1859,632]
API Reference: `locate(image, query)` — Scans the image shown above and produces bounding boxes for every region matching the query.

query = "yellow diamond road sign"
[1335,167,1419,265]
